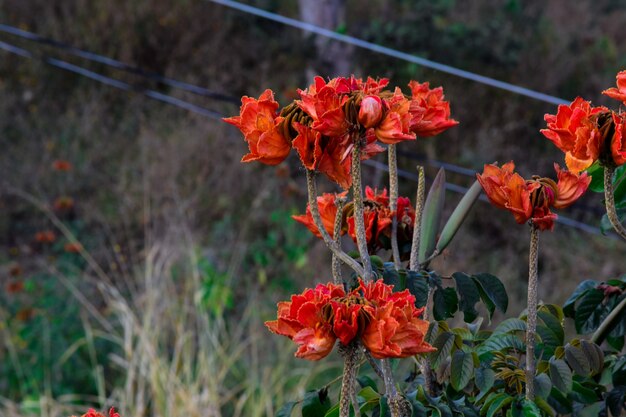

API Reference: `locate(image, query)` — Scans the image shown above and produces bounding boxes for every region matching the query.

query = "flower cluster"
[265,279,434,360]
[541,71,626,173]
[292,187,415,253]
[477,162,590,231]
[225,76,457,188]
[70,408,120,417]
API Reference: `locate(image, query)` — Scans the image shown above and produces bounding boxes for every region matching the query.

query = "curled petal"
[602,70,626,104]
[611,112,626,166]
[553,164,590,209]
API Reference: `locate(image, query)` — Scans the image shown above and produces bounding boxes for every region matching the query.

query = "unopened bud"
[358,95,383,128]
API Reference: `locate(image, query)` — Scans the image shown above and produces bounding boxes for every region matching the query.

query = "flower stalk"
[525,224,539,401]
[409,166,426,272]
[339,343,362,417]
[332,194,348,284]
[604,166,626,241]
[306,170,365,277]
[388,144,402,270]
[351,138,374,282]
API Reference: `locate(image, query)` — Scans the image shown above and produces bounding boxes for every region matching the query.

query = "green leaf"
[406,270,429,307]
[357,375,378,391]
[450,350,474,391]
[378,396,390,417]
[475,367,496,393]
[570,381,600,405]
[564,344,591,376]
[323,404,339,417]
[493,318,526,335]
[486,394,514,417]
[419,168,446,264]
[537,310,564,346]
[579,340,604,375]
[606,386,626,417]
[534,373,552,399]
[547,387,572,414]
[433,287,458,321]
[521,399,541,417]
[585,161,605,193]
[357,386,381,413]
[302,389,331,417]
[601,207,626,235]
[577,402,605,417]
[435,179,482,254]
[477,334,525,356]
[549,358,572,393]
[613,165,626,205]
[533,397,555,417]
[472,273,508,317]
[276,401,296,417]
[430,331,456,368]
[607,335,625,351]
[574,289,606,334]
[453,272,481,323]
[563,279,598,318]
[382,262,401,289]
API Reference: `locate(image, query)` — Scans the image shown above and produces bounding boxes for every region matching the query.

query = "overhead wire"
[207,0,570,106]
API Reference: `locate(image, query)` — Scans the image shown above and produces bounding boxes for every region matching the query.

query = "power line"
[0,23,241,104]
[0,37,607,237]
[0,40,225,119]
[207,0,570,106]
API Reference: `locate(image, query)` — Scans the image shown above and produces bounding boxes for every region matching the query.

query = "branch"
[332,194,348,284]
[350,139,374,282]
[306,170,365,277]
[604,166,626,241]
[388,144,402,270]
[525,224,539,401]
[409,166,425,272]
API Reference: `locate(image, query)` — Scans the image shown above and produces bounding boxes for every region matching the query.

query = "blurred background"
[1,0,625,416]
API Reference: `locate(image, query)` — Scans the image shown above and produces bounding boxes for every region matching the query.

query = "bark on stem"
[381,359,404,417]
[388,144,402,270]
[604,166,626,241]
[306,170,365,277]
[525,224,539,401]
[409,166,426,272]
[339,344,361,417]
[332,194,347,284]
[351,140,374,282]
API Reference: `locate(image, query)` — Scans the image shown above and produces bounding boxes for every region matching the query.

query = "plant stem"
[604,166,626,241]
[381,359,403,417]
[332,194,347,284]
[409,166,425,272]
[306,170,365,277]
[525,224,539,401]
[351,139,374,282]
[591,293,626,344]
[340,344,361,417]
[388,144,402,270]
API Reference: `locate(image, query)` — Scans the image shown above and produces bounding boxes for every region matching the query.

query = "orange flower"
[265,283,345,360]
[34,230,56,244]
[610,112,626,166]
[223,89,291,165]
[297,76,351,138]
[292,192,347,239]
[71,407,120,417]
[359,280,434,358]
[64,242,82,253]
[603,70,626,104]
[52,159,72,171]
[358,95,384,129]
[374,88,417,144]
[477,162,590,231]
[408,81,459,137]
[541,97,608,173]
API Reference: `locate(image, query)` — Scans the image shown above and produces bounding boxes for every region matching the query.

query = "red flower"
[64,242,82,253]
[298,76,351,138]
[408,81,459,137]
[6,280,24,294]
[265,283,345,360]
[541,97,608,173]
[346,187,394,251]
[610,112,626,167]
[477,162,590,231]
[52,160,72,171]
[34,230,56,244]
[603,70,626,104]
[292,192,347,239]
[72,407,120,417]
[375,88,417,144]
[358,95,384,129]
[359,280,434,358]
[223,89,291,165]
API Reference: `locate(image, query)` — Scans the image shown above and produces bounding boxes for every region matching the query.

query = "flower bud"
[358,95,383,128]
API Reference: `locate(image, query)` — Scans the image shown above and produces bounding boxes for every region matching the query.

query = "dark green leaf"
[606,386,626,417]
[486,394,513,417]
[608,295,626,338]
[357,386,381,413]
[323,405,339,417]
[302,389,331,417]
[276,401,296,417]
[406,270,429,308]
[419,168,446,264]
[607,335,625,351]
[574,289,606,334]
[450,350,474,391]
[521,399,541,417]
[580,340,604,375]
[533,397,555,417]
[378,396,390,417]
[477,334,525,356]
[453,272,481,323]
[493,318,526,335]
[382,262,401,289]
[357,375,378,392]
[436,179,482,254]
[564,345,591,376]
[472,273,508,317]
[433,287,458,321]
[585,162,605,193]
[475,366,496,393]
[613,165,626,205]
[601,208,626,235]
[534,373,552,399]
[549,358,572,393]
[571,381,599,404]
[429,332,456,368]
[547,387,572,414]
[537,310,564,346]
[563,280,597,317]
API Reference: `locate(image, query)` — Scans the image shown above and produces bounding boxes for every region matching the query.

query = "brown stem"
[332,194,347,284]
[381,359,403,417]
[591,293,626,344]
[351,139,374,282]
[604,166,626,241]
[409,166,425,272]
[526,224,539,401]
[306,170,365,277]
[388,144,402,270]
[340,344,361,417]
